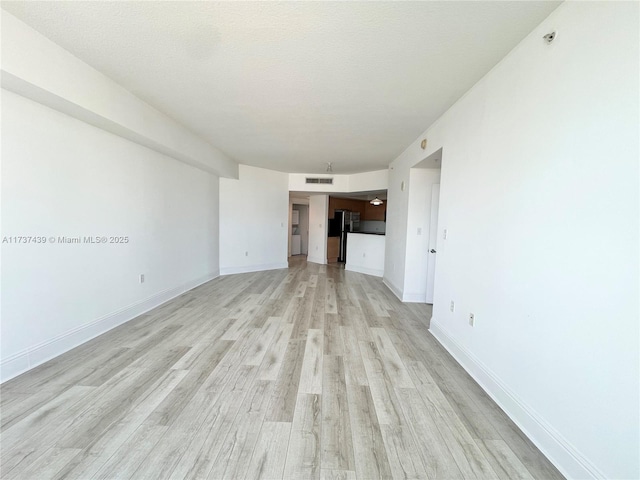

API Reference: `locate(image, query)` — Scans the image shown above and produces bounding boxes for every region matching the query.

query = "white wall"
[402,168,441,302]
[289,174,349,193]
[1,11,238,179]
[1,90,221,381]
[307,195,328,265]
[346,233,385,277]
[219,165,289,274]
[383,164,411,297]
[347,169,389,192]
[386,2,639,478]
[288,169,388,193]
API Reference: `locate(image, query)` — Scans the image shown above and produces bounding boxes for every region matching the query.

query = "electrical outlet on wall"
[469,313,475,327]
[450,301,455,312]
[139,274,145,284]
[245,251,249,257]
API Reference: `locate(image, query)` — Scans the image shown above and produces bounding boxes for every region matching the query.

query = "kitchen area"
[327,192,386,277]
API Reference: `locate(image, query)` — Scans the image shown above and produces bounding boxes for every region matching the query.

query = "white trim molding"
[400,292,427,303]
[219,263,289,275]
[306,255,327,266]
[0,271,219,383]
[429,318,606,480]
[383,277,403,301]
[345,264,383,278]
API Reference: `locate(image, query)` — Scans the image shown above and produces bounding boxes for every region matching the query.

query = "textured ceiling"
[2,1,560,174]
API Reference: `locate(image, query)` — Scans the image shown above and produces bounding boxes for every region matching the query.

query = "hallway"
[0,258,562,479]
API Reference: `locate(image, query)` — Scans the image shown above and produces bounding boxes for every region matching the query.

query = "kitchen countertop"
[346,230,386,277]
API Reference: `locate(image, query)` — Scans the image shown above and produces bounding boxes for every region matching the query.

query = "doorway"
[291,204,309,256]
[411,147,442,305]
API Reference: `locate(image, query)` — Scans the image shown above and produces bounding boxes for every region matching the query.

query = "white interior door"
[426,184,440,304]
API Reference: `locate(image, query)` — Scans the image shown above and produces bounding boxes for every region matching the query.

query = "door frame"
[426,183,440,304]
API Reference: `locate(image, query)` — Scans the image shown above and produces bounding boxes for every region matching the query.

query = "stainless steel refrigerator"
[329,210,360,263]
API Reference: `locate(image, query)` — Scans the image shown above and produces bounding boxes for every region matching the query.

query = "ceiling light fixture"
[370,197,383,206]
[326,162,333,173]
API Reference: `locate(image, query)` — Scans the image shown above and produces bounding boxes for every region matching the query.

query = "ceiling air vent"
[305,177,333,185]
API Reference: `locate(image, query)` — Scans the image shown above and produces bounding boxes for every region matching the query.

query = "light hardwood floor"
[0,257,564,480]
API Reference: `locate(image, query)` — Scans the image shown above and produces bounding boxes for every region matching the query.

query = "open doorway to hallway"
[289,194,310,258]
[291,204,309,256]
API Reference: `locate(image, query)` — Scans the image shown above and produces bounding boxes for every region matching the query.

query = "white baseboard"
[381,278,425,303]
[382,277,403,301]
[220,262,288,275]
[345,264,383,277]
[306,255,326,265]
[401,292,426,303]
[429,318,604,480]
[0,271,220,383]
